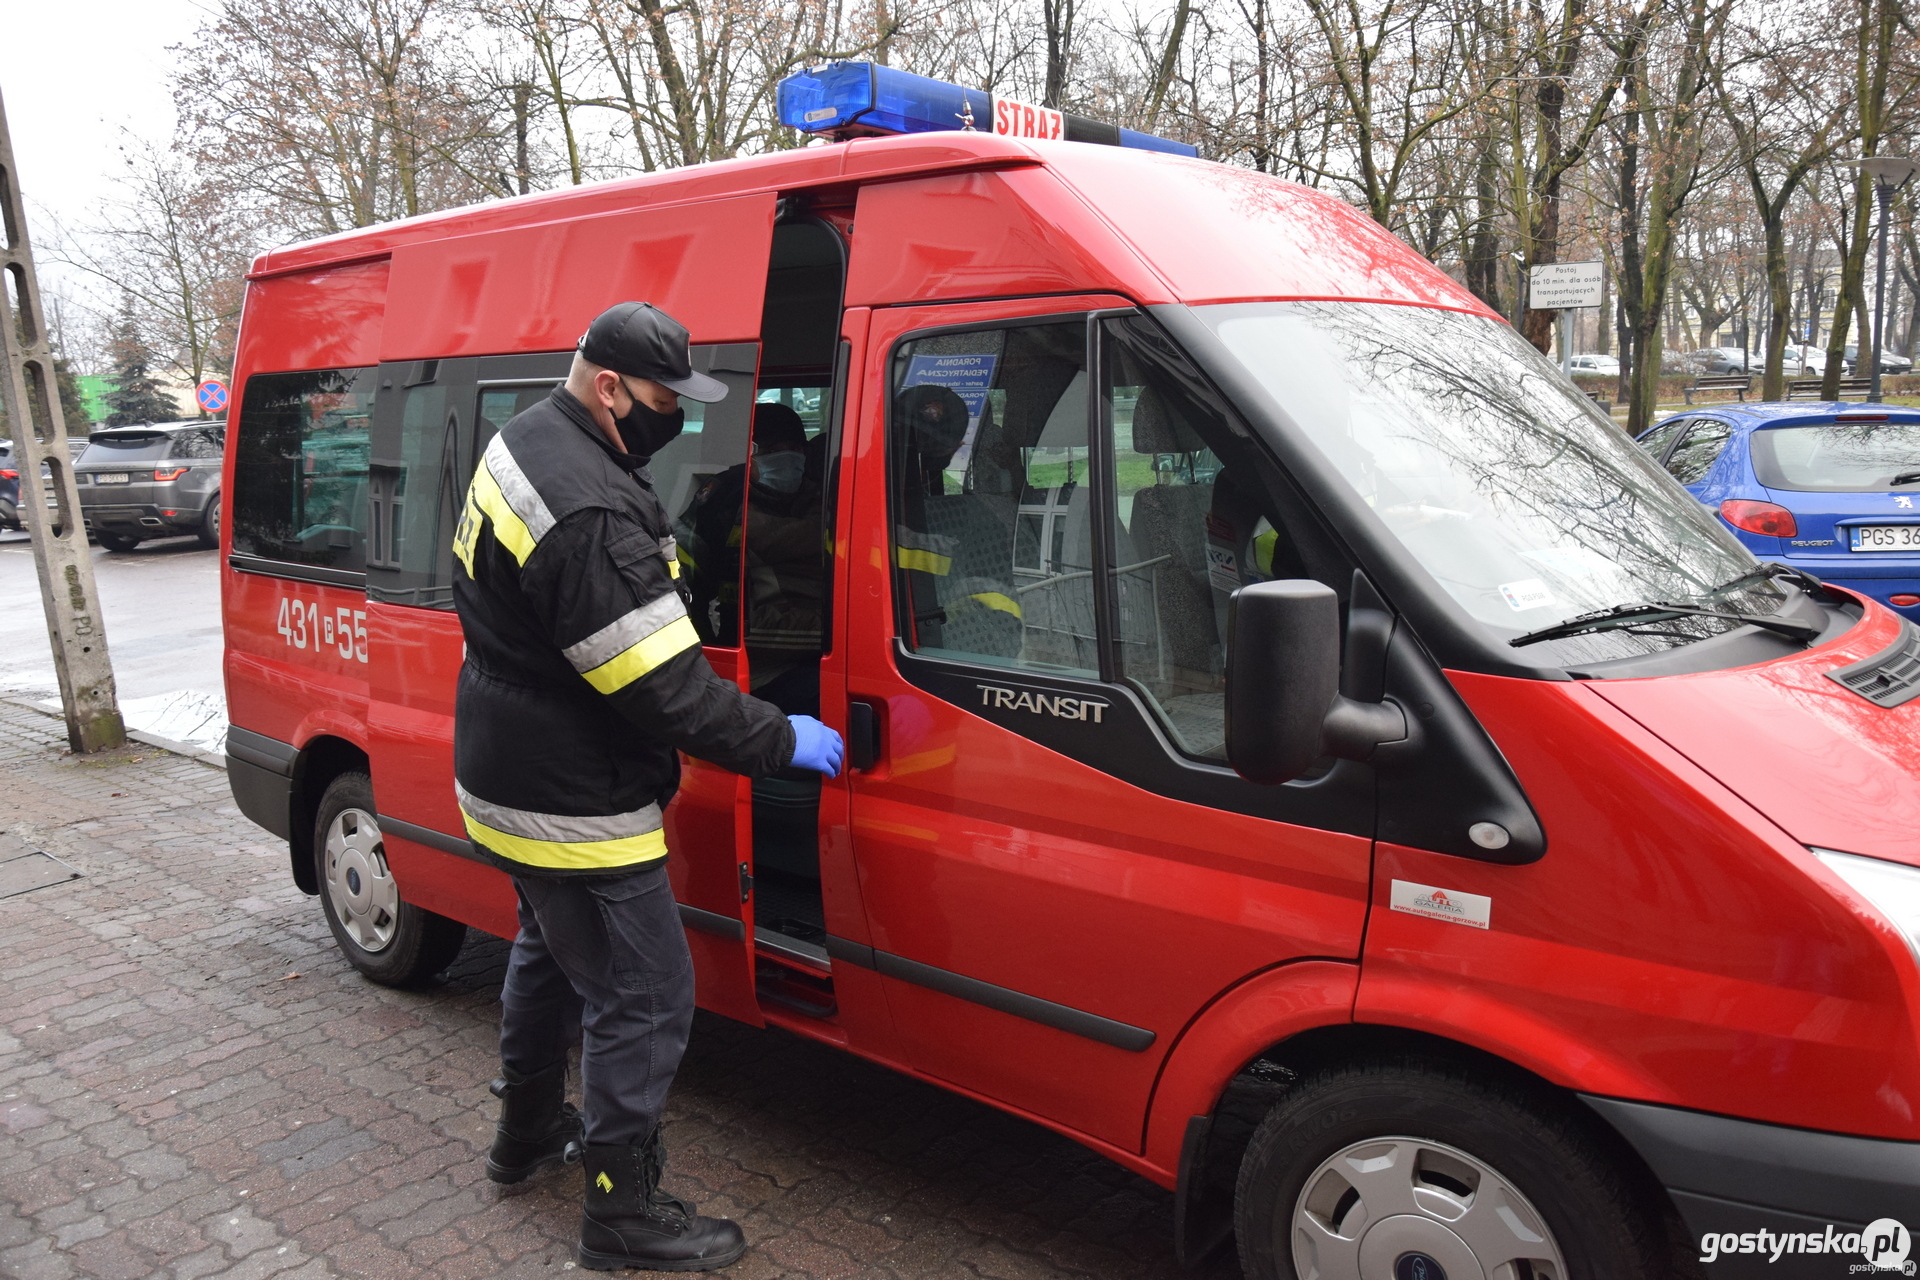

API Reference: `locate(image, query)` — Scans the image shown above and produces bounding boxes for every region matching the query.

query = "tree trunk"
[1824,184,1870,395]
[1760,219,1793,400]
[1042,0,1075,109]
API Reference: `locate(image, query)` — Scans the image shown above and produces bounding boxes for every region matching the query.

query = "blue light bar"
[776,62,1198,160]
[777,63,991,136]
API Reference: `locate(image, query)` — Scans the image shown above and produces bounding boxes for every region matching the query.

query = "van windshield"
[1202,301,1784,661]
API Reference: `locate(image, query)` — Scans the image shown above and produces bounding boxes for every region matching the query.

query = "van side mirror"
[1226,580,1410,785]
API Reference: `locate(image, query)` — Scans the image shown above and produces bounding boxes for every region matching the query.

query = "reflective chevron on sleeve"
[468,436,558,566]
[562,592,701,694]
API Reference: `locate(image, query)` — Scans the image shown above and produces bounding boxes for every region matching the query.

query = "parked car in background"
[1636,402,1920,619]
[76,420,224,552]
[1778,344,1828,377]
[1842,344,1914,376]
[1686,346,1757,374]
[1566,352,1619,376]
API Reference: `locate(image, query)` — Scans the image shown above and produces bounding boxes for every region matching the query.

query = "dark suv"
[76,421,224,551]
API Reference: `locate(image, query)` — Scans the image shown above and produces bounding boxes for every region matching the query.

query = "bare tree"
[175,0,508,234]
[50,136,257,395]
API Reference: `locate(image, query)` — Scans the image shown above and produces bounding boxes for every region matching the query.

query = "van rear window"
[232,369,375,571]
[1750,421,1920,492]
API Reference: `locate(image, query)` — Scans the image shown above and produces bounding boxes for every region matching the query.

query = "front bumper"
[1584,1095,1920,1277]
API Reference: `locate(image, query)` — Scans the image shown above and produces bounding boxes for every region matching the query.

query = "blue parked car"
[1634,402,1920,619]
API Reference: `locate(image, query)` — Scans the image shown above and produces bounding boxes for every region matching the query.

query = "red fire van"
[221,127,1920,1278]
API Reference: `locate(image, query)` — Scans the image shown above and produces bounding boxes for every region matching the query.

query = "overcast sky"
[4,0,211,310]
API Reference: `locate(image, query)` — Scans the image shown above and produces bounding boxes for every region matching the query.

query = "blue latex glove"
[787,715,844,778]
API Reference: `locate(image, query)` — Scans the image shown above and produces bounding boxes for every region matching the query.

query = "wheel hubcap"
[324,807,398,953]
[1289,1136,1566,1280]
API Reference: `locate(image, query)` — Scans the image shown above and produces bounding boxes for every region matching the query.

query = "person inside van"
[679,401,826,714]
[892,383,1024,660]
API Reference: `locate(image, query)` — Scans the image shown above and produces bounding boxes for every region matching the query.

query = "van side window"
[232,368,375,571]
[367,381,462,602]
[1665,418,1731,485]
[889,321,1093,675]
[1103,314,1270,760]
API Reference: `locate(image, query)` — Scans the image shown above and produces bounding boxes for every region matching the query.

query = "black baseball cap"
[578,302,727,403]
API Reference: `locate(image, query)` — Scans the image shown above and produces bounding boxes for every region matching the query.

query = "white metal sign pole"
[0,88,125,752]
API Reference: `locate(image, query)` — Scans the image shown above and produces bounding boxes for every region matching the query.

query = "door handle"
[848,700,880,772]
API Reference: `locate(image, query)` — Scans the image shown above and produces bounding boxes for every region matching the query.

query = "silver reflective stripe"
[895,525,958,555]
[455,781,663,843]
[659,535,677,561]
[485,435,557,543]
[561,591,689,674]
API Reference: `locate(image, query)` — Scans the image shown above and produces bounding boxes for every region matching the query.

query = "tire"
[98,532,142,552]
[314,771,467,986]
[1233,1056,1668,1280]
[197,493,221,549]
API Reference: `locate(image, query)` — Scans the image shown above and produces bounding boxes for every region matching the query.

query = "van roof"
[249,133,1493,320]
[249,132,1049,279]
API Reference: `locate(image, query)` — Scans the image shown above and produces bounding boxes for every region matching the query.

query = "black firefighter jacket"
[450,387,795,876]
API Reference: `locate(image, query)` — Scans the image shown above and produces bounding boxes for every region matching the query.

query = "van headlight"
[1814,848,1920,963]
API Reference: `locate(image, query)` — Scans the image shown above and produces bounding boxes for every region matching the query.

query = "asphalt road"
[0,531,223,705]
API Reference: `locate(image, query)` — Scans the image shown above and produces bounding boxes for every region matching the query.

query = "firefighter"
[452,301,843,1272]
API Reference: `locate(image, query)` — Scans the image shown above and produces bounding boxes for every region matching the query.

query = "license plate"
[95,473,130,485]
[1848,524,1920,552]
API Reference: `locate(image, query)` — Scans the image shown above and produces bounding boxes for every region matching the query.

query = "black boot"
[577,1130,746,1271]
[486,1060,584,1184]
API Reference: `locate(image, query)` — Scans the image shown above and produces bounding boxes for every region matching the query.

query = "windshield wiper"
[1509,600,1822,648]
[1890,470,1920,486]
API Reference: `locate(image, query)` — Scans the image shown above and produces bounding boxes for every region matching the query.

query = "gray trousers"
[499,866,695,1146]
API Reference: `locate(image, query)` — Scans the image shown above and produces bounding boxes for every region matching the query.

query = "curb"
[8,698,228,770]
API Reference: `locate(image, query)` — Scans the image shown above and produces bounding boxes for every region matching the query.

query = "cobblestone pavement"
[0,701,1243,1280]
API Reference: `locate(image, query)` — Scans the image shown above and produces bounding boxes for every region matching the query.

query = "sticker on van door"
[1390,880,1491,929]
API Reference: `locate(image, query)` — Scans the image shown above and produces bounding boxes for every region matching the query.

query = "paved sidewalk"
[0,701,1236,1280]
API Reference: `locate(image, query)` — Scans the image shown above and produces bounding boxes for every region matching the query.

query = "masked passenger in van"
[893,384,1023,661]
[678,401,826,716]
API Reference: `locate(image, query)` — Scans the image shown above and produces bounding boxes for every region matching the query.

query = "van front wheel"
[1233,1059,1667,1280]
[314,772,466,986]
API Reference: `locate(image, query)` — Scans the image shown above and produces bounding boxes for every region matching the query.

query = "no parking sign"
[196,378,229,414]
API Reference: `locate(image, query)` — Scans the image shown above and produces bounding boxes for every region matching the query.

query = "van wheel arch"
[1175,1024,1697,1275]
[288,736,371,895]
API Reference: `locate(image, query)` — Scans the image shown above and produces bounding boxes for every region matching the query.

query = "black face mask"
[614,398,685,459]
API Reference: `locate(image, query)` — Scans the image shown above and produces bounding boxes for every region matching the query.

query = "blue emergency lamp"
[776,62,1199,159]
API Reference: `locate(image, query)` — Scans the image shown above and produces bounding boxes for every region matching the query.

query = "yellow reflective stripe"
[471,459,537,565]
[581,615,701,693]
[452,487,481,576]
[668,557,681,580]
[968,591,1022,619]
[462,809,667,871]
[1252,529,1278,577]
[895,547,952,575]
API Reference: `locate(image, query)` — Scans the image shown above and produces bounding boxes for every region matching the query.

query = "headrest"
[1130,386,1205,455]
